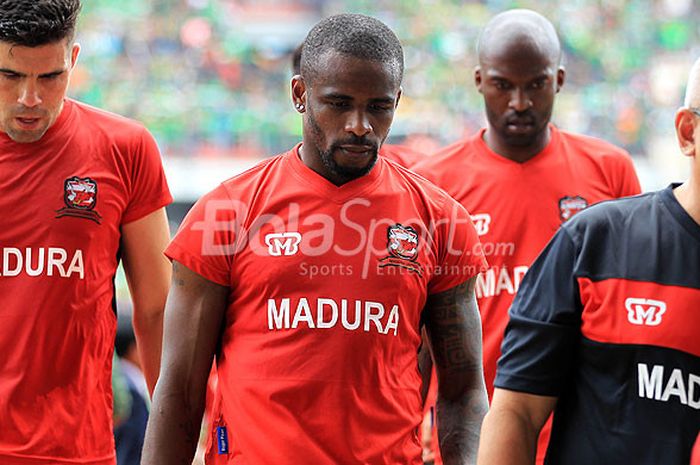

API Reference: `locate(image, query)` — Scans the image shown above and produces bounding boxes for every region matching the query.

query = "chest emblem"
[558,195,588,222]
[56,176,102,224]
[378,224,423,275]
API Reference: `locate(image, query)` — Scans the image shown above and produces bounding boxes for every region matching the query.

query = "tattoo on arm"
[424,278,488,465]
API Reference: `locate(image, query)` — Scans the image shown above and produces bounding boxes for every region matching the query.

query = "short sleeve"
[494,227,582,397]
[427,197,489,295]
[165,186,240,287]
[121,127,173,224]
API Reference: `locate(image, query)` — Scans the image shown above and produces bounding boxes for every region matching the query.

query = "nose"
[18,80,42,108]
[509,88,532,112]
[345,109,371,137]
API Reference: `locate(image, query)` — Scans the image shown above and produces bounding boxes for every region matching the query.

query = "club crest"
[558,195,588,222]
[379,224,423,275]
[56,176,102,224]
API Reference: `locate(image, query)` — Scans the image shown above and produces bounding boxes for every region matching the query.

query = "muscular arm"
[424,277,488,465]
[141,261,228,465]
[120,208,171,394]
[477,389,556,465]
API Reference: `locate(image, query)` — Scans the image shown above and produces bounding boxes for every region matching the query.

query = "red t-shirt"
[379,144,425,168]
[167,145,487,464]
[414,125,641,464]
[0,99,172,464]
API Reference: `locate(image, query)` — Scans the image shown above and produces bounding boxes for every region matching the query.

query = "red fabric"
[0,99,171,464]
[692,432,700,465]
[380,144,425,169]
[167,146,486,464]
[579,277,700,357]
[414,125,641,464]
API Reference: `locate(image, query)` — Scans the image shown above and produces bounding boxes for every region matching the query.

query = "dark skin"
[475,16,565,164]
[142,51,488,465]
[424,278,488,464]
[292,52,401,186]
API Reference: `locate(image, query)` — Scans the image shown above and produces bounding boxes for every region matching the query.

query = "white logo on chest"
[625,298,666,326]
[265,232,302,256]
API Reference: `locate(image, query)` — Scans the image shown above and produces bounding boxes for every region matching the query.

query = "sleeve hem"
[165,242,230,287]
[121,192,173,225]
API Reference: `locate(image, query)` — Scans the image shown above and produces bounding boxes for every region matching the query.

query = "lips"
[14,116,41,129]
[337,144,377,158]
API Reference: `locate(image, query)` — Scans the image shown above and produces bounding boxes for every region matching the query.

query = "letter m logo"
[625,298,666,326]
[265,232,302,256]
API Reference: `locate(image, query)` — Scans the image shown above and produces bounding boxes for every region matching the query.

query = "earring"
[295,103,305,112]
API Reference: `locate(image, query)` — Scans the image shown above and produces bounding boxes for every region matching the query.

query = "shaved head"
[684,57,700,108]
[477,9,561,66]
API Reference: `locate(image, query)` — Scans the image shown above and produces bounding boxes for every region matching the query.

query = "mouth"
[15,116,42,130]
[338,144,375,156]
[506,120,535,133]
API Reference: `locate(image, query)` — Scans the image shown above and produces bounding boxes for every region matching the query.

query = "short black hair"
[300,13,404,84]
[291,43,302,75]
[0,0,81,47]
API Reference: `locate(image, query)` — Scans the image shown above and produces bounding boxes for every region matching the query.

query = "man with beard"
[143,14,488,465]
[478,57,700,465]
[413,9,641,464]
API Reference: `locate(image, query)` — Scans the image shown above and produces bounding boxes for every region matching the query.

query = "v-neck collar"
[286,143,385,204]
[475,124,560,168]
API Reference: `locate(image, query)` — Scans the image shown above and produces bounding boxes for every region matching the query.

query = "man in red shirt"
[414,9,641,464]
[0,1,172,464]
[143,13,488,465]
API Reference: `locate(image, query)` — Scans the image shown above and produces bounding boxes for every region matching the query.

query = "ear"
[291,75,307,113]
[394,86,402,109]
[556,67,566,93]
[70,43,80,69]
[675,108,697,157]
[474,66,483,94]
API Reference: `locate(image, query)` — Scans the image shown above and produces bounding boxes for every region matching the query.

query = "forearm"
[476,407,538,465]
[437,386,488,465]
[132,309,164,395]
[141,384,204,465]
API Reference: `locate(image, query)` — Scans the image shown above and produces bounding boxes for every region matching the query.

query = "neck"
[674,176,700,226]
[483,125,551,163]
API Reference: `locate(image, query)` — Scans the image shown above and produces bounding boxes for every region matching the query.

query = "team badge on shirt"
[56,176,102,224]
[558,195,588,222]
[378,224,423,275]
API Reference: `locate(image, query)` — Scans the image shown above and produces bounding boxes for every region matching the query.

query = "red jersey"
[167,145,487,465]
[0,99,172,464]
[379,144,425,168]
[413,125,640,463]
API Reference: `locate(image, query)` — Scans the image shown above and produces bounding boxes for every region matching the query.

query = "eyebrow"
[0,67,66,77]
[321,92,395,104]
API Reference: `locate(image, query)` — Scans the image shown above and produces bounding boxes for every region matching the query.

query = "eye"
[493,80,511,90]
[40,73,62,81]
[328,100,349,109]
[369,103,393,112]
[1,71,20,80]
[530,79,546,90]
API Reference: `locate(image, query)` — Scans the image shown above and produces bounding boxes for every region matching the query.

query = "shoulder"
[70,99,150,139]
[562,190,656,244]
[556,128,632,164]
[382,159,466,215]
[412,136,476,183]
[379,144,426,168]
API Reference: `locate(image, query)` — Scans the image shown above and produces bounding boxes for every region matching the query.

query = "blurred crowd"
[70,0,700,161]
